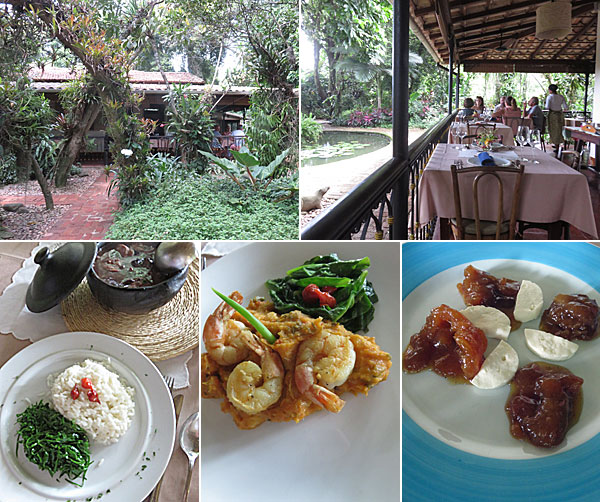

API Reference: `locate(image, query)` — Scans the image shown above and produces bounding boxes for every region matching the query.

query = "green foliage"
[0,153,18,186]
[301,113,323,145]
[245,90,298,172]
[165,84,213,171]
[0,78,55,150]
[146,152,184,184]
[106,174,299,240]
[200,148,290,190]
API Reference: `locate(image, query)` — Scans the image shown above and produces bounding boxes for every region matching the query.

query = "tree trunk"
[15,148,30,182]
[313,40,326,101]
[31,154,54,210]
[376,75,382,109]
[55,101,101,187]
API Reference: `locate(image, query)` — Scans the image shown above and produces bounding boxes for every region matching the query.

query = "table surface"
[418,144,598,238]
[0,242,198,502]
[564,126,600,145]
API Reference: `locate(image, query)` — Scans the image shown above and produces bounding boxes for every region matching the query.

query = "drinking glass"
[449,122,460,149]
[530,130,541,164]
[517,125,530,162]
[457,122,468,149]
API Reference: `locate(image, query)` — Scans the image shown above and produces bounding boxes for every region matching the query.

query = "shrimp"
[203,291,250,366]
[226,331,284,414]
[294,330,356,413]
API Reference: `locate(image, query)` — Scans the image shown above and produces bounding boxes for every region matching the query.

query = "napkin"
[478,152,494,166]
[0,243,192,389]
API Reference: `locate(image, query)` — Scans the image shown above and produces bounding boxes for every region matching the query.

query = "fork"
[148,376,176,502]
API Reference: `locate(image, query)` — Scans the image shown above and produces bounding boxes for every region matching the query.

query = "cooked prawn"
[203,291,250,366]
[226,331,284,414]
[294,330,356,413]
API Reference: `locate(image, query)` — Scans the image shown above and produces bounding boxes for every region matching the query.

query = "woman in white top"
[545,84,568,149]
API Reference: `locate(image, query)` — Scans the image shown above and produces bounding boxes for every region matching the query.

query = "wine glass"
[449,122,460,149]
[457,122,468,149]
[517,125,530,162]
[530,130,541,164]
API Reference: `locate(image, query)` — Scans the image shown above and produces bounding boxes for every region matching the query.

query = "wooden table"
[0,243,199,502]
[564,126,600,150]
[418,144,598,239]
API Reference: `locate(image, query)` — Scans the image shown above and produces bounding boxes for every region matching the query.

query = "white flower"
[121,149,133,157]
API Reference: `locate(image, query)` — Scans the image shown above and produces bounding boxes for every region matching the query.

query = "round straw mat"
[61,259,199,361]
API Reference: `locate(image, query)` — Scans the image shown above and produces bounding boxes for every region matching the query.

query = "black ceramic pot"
[86,242,189,315]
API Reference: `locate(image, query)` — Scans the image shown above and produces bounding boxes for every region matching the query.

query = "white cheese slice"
[524,328,579,361]
[514,280,544,322]
[470,340,519,390]
[460,305,511,340]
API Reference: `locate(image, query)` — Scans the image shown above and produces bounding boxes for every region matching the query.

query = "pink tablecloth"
[449,122,515,146]
[418,144,598,238]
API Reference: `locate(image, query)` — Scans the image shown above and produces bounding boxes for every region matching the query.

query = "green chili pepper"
[212,288,276,344]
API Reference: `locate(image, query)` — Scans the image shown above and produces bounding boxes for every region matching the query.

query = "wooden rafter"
[553,17,597,58]
[414,0,487,17]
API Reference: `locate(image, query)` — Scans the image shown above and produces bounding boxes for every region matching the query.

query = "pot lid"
[26,242,97,313]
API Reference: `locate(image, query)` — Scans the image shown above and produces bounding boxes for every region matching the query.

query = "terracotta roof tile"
[29,67,205,84]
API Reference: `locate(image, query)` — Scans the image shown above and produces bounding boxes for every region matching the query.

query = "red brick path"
[1,166,120,240]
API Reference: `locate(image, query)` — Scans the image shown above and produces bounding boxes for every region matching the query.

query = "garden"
[0,0,298,240]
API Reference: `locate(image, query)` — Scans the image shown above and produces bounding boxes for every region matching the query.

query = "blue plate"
[403,242,600,502]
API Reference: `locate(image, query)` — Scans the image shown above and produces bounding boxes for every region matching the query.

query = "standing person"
[523,97,544,132]
[545,84,568,151]
[474,96,485,114]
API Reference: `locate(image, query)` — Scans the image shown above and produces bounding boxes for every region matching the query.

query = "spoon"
[154,242,196,274]
[179,412,199,502]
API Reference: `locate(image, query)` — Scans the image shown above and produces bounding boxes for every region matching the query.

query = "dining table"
[0,242,199,502]
[417,144,598,239]
[563,126,600,149]
[449,121,515,146]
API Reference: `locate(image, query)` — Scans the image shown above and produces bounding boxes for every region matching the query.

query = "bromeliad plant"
[199,149,290,192]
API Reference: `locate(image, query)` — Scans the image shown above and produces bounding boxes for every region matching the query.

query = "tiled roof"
[29,66,205,84]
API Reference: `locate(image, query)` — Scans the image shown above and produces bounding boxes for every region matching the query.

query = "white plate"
[403,258,600,460]
[0,332,175,502]
[467,155,512,167]
[201,242,400,502]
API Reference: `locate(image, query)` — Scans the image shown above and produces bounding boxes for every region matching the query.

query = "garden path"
[1,164,119,239]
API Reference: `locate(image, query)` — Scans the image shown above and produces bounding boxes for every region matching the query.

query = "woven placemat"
[61,259,199,361]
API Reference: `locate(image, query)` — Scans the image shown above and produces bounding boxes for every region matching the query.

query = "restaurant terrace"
[302,0,600,240]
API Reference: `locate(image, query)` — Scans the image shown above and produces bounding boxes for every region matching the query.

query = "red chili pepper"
[321,286,338,294]
[81,377,93,389]
[87,389,101,403]
[301,284,337,308]
[71,385,80,400]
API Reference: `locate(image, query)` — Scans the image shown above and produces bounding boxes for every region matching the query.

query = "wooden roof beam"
[458,23,537,46]
[530,39,548,59]
[414,0,487,17]
[553,17,596,58]
[454,0,592,36]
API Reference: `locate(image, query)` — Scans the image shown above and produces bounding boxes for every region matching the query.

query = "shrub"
[301,113,322,145]
[330,107,393,128]
[106,174,298,240]
[164,85,213,172]
[0,152,17,185]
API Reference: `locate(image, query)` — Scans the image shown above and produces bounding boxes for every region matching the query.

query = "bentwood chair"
[450,162,524,240]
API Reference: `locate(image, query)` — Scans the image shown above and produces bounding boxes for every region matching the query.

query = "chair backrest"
[503,115,522,135]
[450,163,524,240]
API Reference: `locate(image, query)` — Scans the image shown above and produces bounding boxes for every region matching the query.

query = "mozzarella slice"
[514,280,544,322]
[524,328,579,361]
[460,305,511,340]
[470,340,519,390]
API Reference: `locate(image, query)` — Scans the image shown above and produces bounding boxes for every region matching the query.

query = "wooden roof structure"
[409,0,597,73]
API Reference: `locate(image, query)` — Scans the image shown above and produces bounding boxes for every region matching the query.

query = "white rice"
[50,359,135,445]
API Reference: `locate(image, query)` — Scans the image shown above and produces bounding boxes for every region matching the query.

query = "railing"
[301,111,457,240]
[408,111,458,239]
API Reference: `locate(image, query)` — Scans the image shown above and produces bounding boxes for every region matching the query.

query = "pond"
[301,130,391,167]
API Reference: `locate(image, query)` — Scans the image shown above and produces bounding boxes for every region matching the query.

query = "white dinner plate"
[467,155,512,167]
[0,332,175,502]
[403,242,600,501]
[201,242,400,502]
